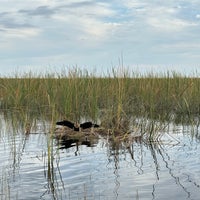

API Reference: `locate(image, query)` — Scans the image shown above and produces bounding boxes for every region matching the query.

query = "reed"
[0,68,199,138]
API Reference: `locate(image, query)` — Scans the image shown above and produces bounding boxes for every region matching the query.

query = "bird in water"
[56,120,99,131]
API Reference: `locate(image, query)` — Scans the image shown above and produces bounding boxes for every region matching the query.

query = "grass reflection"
[0,113,200,199]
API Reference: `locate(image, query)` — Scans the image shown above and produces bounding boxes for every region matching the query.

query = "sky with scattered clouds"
[1,0,200,76]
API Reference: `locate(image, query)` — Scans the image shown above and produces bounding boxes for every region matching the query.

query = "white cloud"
[196,14,200,18]
[52,2,117,41]
[147,17,196,32]
[1,27,40,38]
[121,2,197,32]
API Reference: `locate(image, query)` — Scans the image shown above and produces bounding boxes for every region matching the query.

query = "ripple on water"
[1,124,200,200]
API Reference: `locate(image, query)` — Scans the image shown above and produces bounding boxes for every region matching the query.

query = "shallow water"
[0,120,200,200]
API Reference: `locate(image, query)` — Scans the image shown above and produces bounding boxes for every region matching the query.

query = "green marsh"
[0,69,199,136]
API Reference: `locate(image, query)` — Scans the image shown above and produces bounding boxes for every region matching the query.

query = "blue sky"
[0,0,200,76]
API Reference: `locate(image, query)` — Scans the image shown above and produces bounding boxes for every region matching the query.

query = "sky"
[1,0,200,76]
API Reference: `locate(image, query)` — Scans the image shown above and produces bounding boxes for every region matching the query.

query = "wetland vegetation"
[0,68,200,199]
[0,68,199,137]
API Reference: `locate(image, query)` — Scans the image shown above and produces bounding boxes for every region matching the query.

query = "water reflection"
[0,115,200,199]
[58,138,94,156]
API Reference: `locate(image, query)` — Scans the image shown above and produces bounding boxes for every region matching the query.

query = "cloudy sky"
[0,0,200,76]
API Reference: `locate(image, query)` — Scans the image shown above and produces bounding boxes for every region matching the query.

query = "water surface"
[0,119,200,200]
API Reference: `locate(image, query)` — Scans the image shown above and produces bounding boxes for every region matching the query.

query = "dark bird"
[56,120,99,131]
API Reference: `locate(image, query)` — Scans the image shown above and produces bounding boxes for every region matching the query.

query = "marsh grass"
[0,68,200,139]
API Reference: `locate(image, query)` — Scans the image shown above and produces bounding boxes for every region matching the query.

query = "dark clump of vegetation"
[0,68,199,133]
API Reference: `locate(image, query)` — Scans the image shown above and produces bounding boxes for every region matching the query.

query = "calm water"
[0,118,200,200]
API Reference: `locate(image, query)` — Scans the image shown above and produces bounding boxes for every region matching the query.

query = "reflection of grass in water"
[1,108,199,199]
[0,171,11,200]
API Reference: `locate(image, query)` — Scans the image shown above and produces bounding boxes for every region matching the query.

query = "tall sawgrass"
[0,68,199,127]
